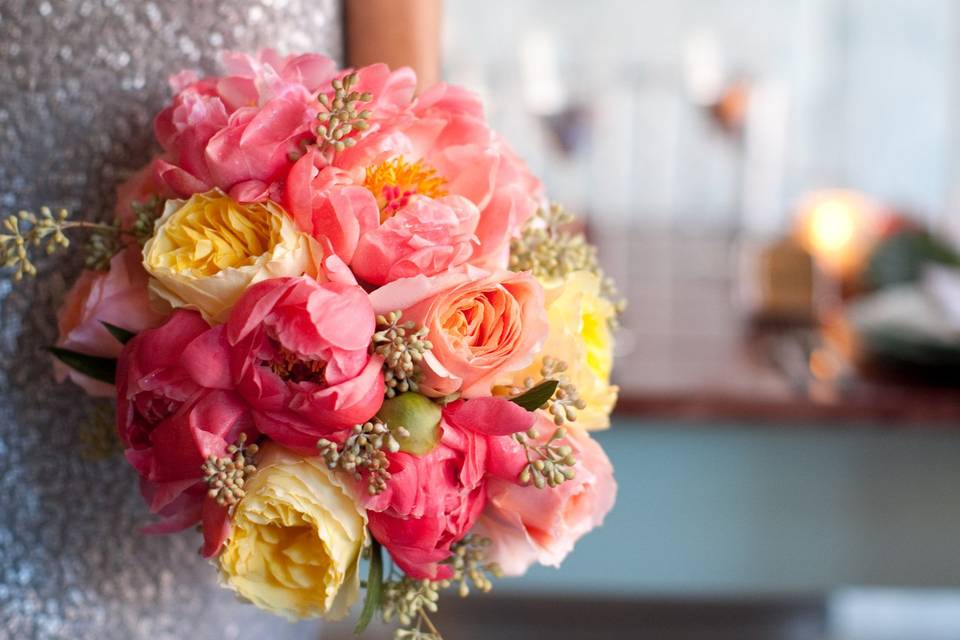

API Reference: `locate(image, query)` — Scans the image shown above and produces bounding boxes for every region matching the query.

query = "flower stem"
[60,221,122,233]
[419,610,443,639]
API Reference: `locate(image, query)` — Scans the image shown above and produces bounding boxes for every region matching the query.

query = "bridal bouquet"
[4,51,620,637]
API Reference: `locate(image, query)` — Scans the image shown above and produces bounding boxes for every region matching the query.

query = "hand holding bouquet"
[4,50,620,638]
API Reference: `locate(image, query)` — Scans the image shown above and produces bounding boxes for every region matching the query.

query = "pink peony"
[116,309,257,556]
[55,247,167,396]
[152,51,339,202]
[182,276,385,450]
[473,415,617,576]
[337,188,480,286]
[365,397,534,579]
[370,268,548,397]
[282,82,542,283]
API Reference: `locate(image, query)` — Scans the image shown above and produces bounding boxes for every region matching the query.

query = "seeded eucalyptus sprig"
[130,195,165,245]
[84,221,123,271]
[382,575,442,635]
[379,535,501,640]
[201,433,260,511]
[0,207,113,280]
[373,311,433,398]
[290,71,373,162]
[317,419,407,496]
[510,202,625,319]
[2,195,165,280]
[514,425,577,489]
[443,535,502,598]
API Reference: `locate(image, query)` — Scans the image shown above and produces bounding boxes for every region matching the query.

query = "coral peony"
[366,396,533,579]
[116,309,257,556]
[282,83,541,283]
[182,276,384,449]
[152,51,338,202]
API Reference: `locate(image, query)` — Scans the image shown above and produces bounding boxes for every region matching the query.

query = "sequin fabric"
[0,1,341,637]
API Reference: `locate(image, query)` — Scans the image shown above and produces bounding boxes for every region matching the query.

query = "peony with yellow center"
[143,190,322,322]
[219,444,367,621]
[504,270,618,429]
[363,156,447,222]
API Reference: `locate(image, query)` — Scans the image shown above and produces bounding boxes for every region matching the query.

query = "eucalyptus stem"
[418,610,442,639]
[59,220,122,233]
[1,198,162,279]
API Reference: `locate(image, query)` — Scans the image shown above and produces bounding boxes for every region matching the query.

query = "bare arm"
[345,0,442,91]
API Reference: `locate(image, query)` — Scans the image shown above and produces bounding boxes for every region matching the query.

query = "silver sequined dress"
[0,2,341,638]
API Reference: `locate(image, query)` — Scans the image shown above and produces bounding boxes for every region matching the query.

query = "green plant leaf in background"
[864,229,960,290]
[509,379,559,411]
[48,347,116,385]
[100,321,136,345]
[355,538,384,635]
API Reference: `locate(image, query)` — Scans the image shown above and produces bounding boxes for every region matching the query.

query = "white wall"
[445,0,960,233]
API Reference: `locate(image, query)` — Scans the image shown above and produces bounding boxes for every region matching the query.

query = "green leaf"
[100,321,136,345]
[48,347,116,385]
[510,379,559,411]
[355,538,383,635]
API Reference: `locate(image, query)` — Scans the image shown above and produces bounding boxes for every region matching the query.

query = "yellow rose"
[506,270,618,429]
[219,445,367,621]
[143,190,321,322]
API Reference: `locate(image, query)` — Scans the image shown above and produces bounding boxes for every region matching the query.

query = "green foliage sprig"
[78,401,123,461]
[508,356,586,426]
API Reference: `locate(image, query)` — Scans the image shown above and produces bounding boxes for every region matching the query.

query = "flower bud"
[376,392,441,456]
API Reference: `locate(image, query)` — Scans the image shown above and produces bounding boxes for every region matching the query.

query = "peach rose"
[473,415,616,575]
[55,247,168,396]
[370,268,548,397]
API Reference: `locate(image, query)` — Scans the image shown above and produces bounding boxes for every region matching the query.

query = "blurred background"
[428,0,960,638]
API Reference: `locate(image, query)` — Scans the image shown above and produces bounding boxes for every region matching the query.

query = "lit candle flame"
[795,190,878,277]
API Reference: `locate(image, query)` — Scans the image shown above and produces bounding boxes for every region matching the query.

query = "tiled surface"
[596,227,791,398]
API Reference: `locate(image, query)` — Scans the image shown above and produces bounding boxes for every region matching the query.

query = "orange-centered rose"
[371,268,549,397]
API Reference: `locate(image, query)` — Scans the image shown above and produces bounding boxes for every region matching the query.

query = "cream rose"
[505,270,618,429]
[143,190,322,322]
[218,445,367,621]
